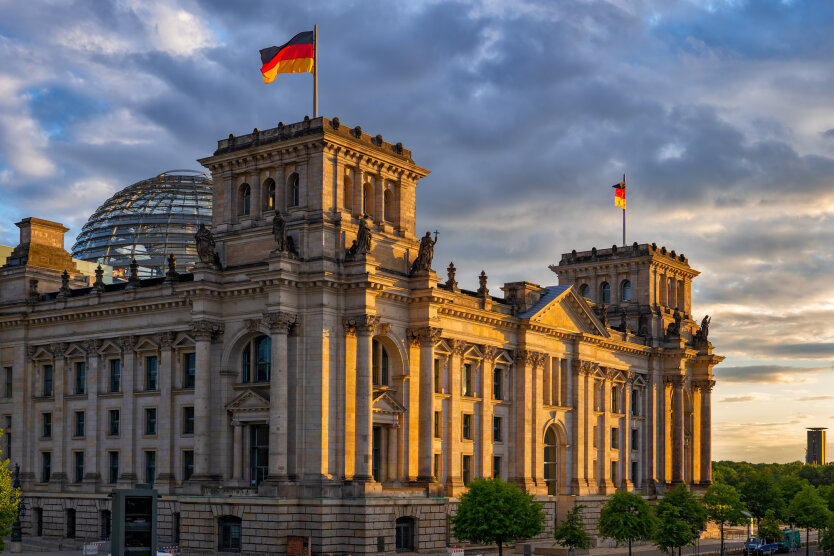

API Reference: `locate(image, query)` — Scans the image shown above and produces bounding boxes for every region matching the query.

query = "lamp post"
[11,463,24,552]
[789,514,796,554]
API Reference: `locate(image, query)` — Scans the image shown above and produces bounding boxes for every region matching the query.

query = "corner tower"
[198,117,430,271]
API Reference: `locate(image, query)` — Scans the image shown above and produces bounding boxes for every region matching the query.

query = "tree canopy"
[553,504,591,552]
[757,510,783,544]
[739,472,784,521]
[598,490,655,555]
[0,440,20,551]
[653,505,694,554]
[450,478,545,556]
[789,485,831,532]
[656,484,706,539]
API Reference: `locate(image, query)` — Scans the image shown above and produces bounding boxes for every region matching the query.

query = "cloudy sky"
[2,0,833,463]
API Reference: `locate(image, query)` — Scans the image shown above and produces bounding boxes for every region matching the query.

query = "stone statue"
[165,254,178,283]
[346,217,372,258]
[93,265,105,293]
[693,314,711,347]
[638,313,649,336]
[598,304,608,327]
[410,231,437,274]
[272,210,288,252]
[58,270,71,298]
[195,224,218,266]
[666,308,682,338]
[445,262,458,291]
[477,270,489,298]
[699,315,710,339]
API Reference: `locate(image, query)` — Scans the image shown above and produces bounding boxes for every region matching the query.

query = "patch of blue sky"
[25,86,108,141]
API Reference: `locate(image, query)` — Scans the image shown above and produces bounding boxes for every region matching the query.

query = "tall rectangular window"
[145,356,158,391]
[74,361,86,395]
[73,452,84,483]
[108,452,119,484]
[4,367,11,398]
[493,367,502,400]
[462,454,472,485]
[145,451,156,485]
[74,411,85,437]
[43,365,53,397]
[42,452,51,483]
[493,455,501,479]
[433,454,440,479]
[42,412,52,438]
[433,411,440,438]
[109,359,121,392]
[145,408,157,435]
[611,427,619,449]
[462,413,472,440]
[493,416,502,442]
[183,450,194,481]
[109,410,120,436]
[631,428,639,450]
[463,363,473,396]
[183,353,196,389]
[4,416,11,461]
[183,406,195,434]
[611,461,618,485]
[433,359,441,394]
[631,389,639,416]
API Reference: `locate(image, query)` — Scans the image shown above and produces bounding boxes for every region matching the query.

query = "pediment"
[373,391,405,415]
[518,286,609,337]
[225,389,270,413]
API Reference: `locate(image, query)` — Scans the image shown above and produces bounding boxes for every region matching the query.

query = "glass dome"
[71,170,213,279]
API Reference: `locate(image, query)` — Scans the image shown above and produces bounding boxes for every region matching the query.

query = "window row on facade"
[38,448,194,485]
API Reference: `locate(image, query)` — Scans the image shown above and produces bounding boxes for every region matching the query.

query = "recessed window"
[493,367,503,400]
[145,356,158,391]
[109,409,120,436]
[433,359,441,393]
[462,454,472,486]
[631,428,639,450]
[238,183,251,216]
[109,359,120,393]
[631,389,640,416]
[241,336,270,383]
[100,510,111,539]
[74,411,85,438]
[395,516,415,552]
[108,451,119,484]
[579,284,590,298]
[73,452,84,483]
[434,411,441,438]
[183,450,194,481]
[463,363,473,396]
[462,413,472,440]
[145,407,157,435]
[218,516,242,552]
[544,427,558,495]
[183,406,195,435]
[42,452,51,483]
[145,451,156,485]
[383,188,394,223]
[621,279,632,302]
[372,339,389,386]
[362,182,373,217]
[43,365,53,397]
[433,453,440,479]
[66,508,76,539]
[264,178,276,211]
[74,362,86,395]
[600,282,611,304]
[493,416,502,442]
[42,413,52,438]
[4,367,11,398]
[343,170,353,210]
[611,427,619,449]
[287,173,300,207]
[493,455,501,479]
[183,353,196,389]
[611,386,619,413]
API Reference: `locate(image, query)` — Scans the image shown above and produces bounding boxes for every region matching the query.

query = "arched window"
[600,282,611,304]
[344,170,353,210]
[383,188,394,223]
[395,516,416,552]
[287,173,299,207]
[238,184,251,216]
[218,515,242,552]
[264,178,276,211]
[544,427,558,495]
[241,335,271,383]
[621,280,631,302]
[579,284,590,298]
[372,339,389,386]
[363,182,373,217]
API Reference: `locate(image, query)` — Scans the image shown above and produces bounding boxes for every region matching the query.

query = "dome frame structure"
[71,170,212,280]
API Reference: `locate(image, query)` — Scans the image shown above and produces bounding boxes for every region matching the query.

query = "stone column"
[353,315,378,481]
[387,424,398,482]
[696,379,714,484]
[599,371,614,494]
[155,332,175,492]
[480,347,496,479]
[264,312,296,481]
[622,378,633,490]
[571,360,590,494]
[251,172,262,220]
[232,420,244,482]
[446,340,465,494]
[190,321,223,481]
[118,336,137,486]
[668,375,685,483]
[83,341,101,487]
[49,343,67,489]
[532,353,546,493]
[409,327,440,482]
[513,350,539,492]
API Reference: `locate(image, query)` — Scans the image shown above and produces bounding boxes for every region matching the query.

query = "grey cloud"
[720,395,756,403]
[715,365,831,384]
[794,396,834,402]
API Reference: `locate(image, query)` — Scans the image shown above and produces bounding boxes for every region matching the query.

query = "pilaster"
[187,320,223,486]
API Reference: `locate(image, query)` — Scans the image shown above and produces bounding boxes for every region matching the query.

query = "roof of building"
[516,285,571,319]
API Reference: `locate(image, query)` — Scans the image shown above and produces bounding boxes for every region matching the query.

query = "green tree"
[450,478,545,556]
[740,472,784,523]
[819,516,834,555]
[653,505,694,555]
[780,475,809,508]
[789,485,832,556]
[702,483,746,556]
[0,437,20,551]
[757,510,782,544]
[656,484,707,542]
[553,504,591,556]
[598,490,655,556]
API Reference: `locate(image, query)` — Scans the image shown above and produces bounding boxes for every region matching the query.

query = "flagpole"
[622,173,626,246]
[313,24,318,118]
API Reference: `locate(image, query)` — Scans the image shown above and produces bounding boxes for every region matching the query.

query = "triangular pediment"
[225,389,270,412]
[518,286,609,337]
[373,391,405,415]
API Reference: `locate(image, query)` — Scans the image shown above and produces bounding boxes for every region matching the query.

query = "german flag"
[260,31,315,84]
[613,177,626,210]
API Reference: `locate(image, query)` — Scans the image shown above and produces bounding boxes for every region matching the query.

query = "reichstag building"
[0,117,721,555]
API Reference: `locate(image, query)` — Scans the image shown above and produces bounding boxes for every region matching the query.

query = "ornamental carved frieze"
[449,339,468,357]
[118,336,137,352]
[482,345,498,362]
[263,312,297,334]
[576,360,599,376]
[343,315,380,336]
[189,320,225,342]
[691,379,716,393]
[82,339,101,355]
[158,332,175,349]
[406,326,442,347]
[515,349,547,368]
[26,345,38,359]
[50,343,67,359]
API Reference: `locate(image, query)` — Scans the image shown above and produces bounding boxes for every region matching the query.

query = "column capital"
[344,315,380,336]
[663,374,686,388]
[482,345,498,362]
[515,349,547,368]
[230,419,244,428]
[407,326,442,347]
[263,311,297,334]
[158,331,175,349]
[574,360,599,376]
[118,336,137,353]
[50,342,67,360]
[449,339,467,356]
[190,320,224,342]
[82,339,101,355]
[691,379,715,392]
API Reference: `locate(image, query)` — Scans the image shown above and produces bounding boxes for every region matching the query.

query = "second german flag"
[260,31,314,84]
